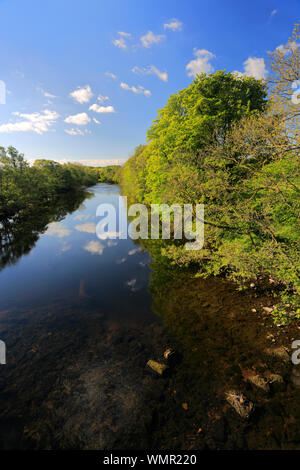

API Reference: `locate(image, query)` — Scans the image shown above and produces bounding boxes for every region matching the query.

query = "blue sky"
[0,0,298,165]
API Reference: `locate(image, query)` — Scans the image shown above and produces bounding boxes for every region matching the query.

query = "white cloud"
[243,57,266,79]
[128,247,142,255]
[89,104,115,113]
[75,222,96,233]
[125,278,140,292]
[84,240,104,255]
[45,222,71,238]
[276,41,298,55]
[232,70,244,78]
[73,214,91,221]
[60,243,71,253]
[97,94,109,103]
[44,158,126,167]
[0,109,59,134]
[112,31,132,50]
[64,112,91,125]
[270,9,277,16]
[69,85,93,104]
[140,31,165,48]
[107,240,118,247]
[112,37,126,49]
[186,49,215,77]
[118,31,131,38]
[120,82,151,97]
[65,128,91,136]
[164,18,183,31]
[233,56,267,80]
[105,71,117,79]
[132,65,168,82]
[93,117,101,125]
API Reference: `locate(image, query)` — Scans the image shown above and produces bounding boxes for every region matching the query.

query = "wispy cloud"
[97,94,109,103]
[45,222,71,238]
[107,240,118,247]
[128,247,142,255]
[84,240,104,255]
[112,31,132,50]
[105,71,117,80]
[140,31,165,48]
[186,49,215,77]
[73,214,91,221]
[270,9,278,16]
[0,109,59,134]
[120,82,151,97]
[75,222,96,233]
[37,87,58,99]
[69,85,93,104]
[64,112,91,125]
[60,243,71,253]
[132,65,168,82]
[93,117,101,125]
[164,18,183,31]
[89,104,115,113]
[64,128,90,136]
[125,278,140,292]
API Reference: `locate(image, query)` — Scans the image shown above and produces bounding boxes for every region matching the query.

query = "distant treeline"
[0,147,99,220]
[120,25,300,323]
[97,165,122,184]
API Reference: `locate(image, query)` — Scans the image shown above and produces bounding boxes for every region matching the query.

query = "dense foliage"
[0,147,98,220]
[121,26,300,322]
[97,165,121,184]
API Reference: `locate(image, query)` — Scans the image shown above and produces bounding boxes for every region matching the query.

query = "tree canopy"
[121,25,300,322]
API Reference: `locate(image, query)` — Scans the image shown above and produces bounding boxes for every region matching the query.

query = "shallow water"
[0,184,299,450]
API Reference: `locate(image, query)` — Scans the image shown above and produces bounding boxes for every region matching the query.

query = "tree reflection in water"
[0,190,94,270]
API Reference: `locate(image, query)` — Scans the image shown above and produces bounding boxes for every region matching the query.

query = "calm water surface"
[0,184,299,450]
[0,184,153,321]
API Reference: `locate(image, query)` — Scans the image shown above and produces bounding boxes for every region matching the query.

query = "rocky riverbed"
[0,274,299,450]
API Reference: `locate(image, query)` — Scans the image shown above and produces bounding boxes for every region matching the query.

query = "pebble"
[263,307,273,313]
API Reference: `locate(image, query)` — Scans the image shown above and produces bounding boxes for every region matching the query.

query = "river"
[0,184,299,450]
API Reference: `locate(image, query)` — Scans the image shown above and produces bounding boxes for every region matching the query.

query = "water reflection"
[0,190,90,270]
[0,184,165,450]
[0,184,299,450]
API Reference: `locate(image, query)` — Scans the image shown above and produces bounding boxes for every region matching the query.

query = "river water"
[0,184,299,450]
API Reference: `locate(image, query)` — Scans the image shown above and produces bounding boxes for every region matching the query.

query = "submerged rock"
[265,372,285,392]
[265,346,290,363]
[247,375,270,393]
[146,359,168,376]
[263,307,273,314]
[225,391,254,419]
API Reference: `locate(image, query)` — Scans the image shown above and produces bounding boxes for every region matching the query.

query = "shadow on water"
[0,185,299,449]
